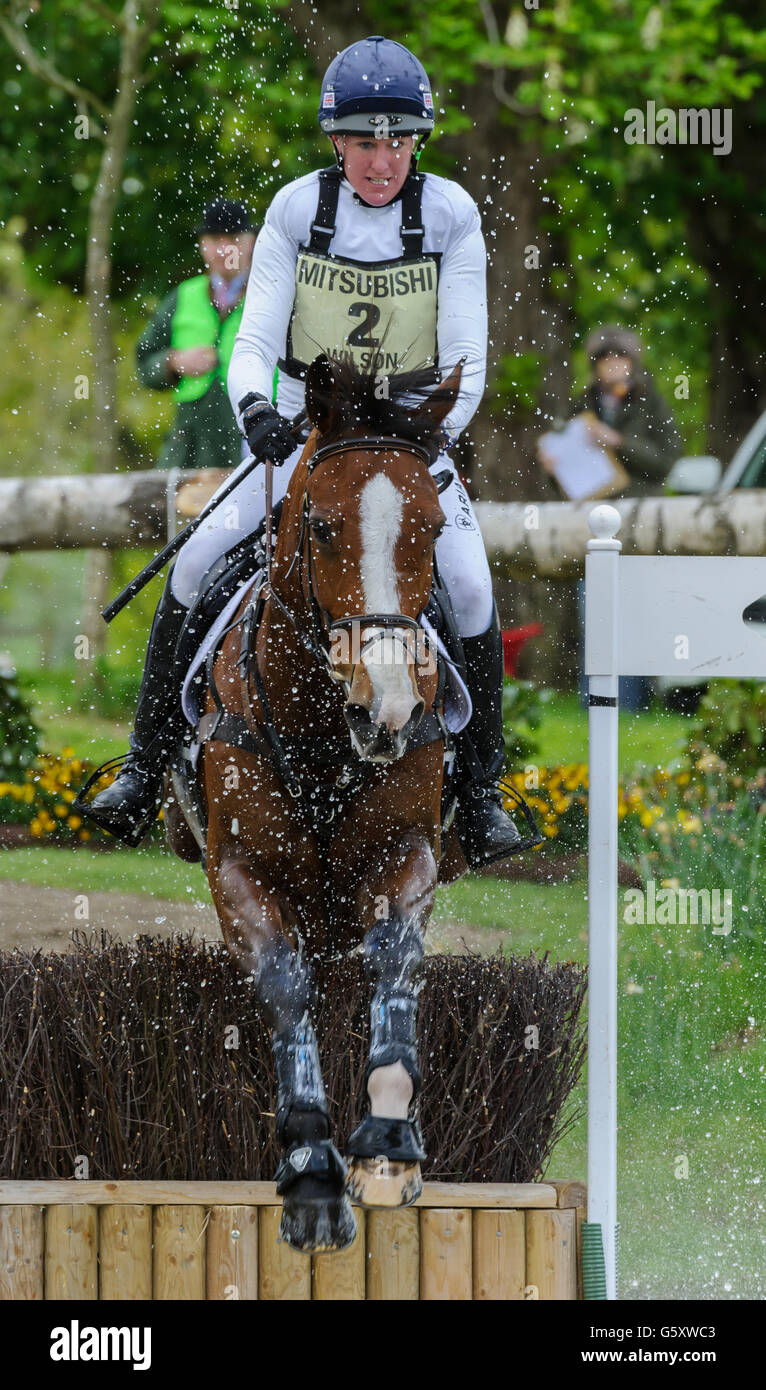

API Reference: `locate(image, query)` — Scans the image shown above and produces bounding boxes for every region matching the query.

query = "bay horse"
[166,354,471,1252]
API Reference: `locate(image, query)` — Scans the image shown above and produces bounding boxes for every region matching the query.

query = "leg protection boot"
[74,576,188,846]
[454,602,542,869]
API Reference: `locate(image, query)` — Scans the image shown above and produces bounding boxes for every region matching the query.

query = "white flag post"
[585,506,621,1300]
[584,503,766,1299]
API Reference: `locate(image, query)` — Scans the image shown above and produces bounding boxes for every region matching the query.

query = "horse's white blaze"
[358,474,418,731]
[359,473,403,612]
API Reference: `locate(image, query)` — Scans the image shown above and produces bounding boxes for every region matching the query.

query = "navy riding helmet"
[318,35,435,143]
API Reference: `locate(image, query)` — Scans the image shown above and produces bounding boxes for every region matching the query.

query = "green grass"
[532,690,691,775]
[2,684,761,1297]
[0,844,761,1297]
[0,842,206,901]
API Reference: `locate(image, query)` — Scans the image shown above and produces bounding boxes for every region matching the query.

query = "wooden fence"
[2,468,764,579]
[0,1180,585,1301]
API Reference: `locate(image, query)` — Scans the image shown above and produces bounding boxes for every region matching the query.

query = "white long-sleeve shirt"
[227,168,487,437]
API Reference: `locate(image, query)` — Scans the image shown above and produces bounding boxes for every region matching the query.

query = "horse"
[164,353,474,1253]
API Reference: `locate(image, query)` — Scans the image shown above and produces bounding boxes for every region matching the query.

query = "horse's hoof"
[279,1190,357,1253]
[345,1156,423,1208]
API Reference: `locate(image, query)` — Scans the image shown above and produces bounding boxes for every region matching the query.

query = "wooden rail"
[0,1180,586,1301]
[2,468,764,580]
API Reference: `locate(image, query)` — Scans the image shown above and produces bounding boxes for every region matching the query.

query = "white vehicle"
[664,410,766,495]
[658,413,766,705]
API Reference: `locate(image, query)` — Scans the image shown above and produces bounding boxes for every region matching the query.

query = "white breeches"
[170,443,495,638]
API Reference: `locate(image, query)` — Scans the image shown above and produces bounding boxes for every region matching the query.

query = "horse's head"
[298,354,462,763]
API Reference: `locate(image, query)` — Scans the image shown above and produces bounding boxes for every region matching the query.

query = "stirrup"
[72,751,165,847]
[72,753,130,811]
[497,776,545,851]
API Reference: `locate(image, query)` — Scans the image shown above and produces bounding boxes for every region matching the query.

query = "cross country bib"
[283,248,439,379]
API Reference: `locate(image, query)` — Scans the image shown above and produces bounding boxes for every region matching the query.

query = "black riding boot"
[74,578,188,847]
[454,603,542,869]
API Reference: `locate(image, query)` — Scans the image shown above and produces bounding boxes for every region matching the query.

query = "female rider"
[81,36,526,869]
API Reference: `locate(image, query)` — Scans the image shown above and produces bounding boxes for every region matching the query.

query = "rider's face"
[333,134,414,205]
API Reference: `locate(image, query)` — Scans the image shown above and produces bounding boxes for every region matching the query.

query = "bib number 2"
[347,302,381,349]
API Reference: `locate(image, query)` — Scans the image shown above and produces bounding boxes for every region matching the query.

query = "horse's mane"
[307,355,461,456]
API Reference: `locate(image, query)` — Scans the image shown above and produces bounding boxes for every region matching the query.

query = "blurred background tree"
[1,0,764,687]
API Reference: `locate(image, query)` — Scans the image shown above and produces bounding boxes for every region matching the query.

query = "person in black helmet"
[79,37,530,874]
[135,198,259,471]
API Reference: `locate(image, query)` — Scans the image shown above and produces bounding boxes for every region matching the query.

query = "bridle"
[260,433,440,701]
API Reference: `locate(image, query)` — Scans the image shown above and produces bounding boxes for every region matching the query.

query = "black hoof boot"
[345,1115,426,1208]
[276,1140,357,1253]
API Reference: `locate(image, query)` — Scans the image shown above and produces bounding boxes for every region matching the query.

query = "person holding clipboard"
[537,324,681,501]
[537,324,682,708]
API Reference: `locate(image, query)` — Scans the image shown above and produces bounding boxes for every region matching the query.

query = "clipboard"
[538,411,629,501]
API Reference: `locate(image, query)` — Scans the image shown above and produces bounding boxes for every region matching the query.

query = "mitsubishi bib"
[279,167,440,383]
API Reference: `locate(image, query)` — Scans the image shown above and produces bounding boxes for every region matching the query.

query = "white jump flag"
[585,504,766,1299]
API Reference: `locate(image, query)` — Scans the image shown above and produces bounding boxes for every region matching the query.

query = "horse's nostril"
[410,699,425,729]
[344,703,370,736]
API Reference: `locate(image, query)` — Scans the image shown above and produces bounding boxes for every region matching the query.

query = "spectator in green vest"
[136,198,258,470]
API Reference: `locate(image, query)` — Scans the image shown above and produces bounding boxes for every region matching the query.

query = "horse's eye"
[433,521,445,542]
[311,517,333,545]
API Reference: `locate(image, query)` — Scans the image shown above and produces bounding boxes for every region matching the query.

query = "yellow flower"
[67,816,82,830]
[696,751,725,773]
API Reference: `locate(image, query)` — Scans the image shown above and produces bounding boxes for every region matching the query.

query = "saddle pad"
[181,578,472,735]
[418,612,471,733]
[181,571,265,727]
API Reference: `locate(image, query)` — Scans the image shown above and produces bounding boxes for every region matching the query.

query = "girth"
[196,706,449,845]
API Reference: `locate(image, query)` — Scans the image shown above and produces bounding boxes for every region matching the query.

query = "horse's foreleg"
[346,833,436,1208]
[210,855,356,1252]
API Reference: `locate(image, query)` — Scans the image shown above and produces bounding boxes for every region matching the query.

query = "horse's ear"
[305,354,344,436]
[412,360,464,433]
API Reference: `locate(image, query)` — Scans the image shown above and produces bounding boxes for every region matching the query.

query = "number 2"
[347,302,381,348]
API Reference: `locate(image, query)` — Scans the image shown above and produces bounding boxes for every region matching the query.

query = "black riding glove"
[240,395,296,465]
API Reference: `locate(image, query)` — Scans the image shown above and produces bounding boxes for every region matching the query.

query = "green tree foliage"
[0,659,39,776]
[1,0,764,459]
[0,1,317,295]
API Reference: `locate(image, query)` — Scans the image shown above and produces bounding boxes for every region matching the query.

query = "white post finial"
[588,503,622,541]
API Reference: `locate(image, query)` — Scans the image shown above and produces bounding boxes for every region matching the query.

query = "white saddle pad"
[181,571,265,727]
